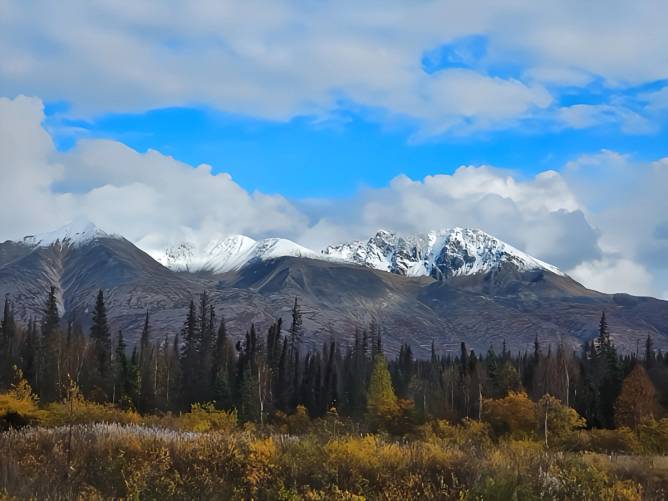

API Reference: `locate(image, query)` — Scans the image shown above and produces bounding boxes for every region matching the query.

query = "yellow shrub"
[483,391,537,438]
[587,427,641,454]
[44,385,141,427]
[637,418,668,454]
[176,402,237,433]
[286,405,311,435]
[0,374,45,429]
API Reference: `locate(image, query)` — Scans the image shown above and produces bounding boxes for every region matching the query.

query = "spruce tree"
[21,319,38,388]
[212,317,234,409]
[179,299,199,408]
[138,311,155,411]
[89,289,112,397]
[40,286,62,401]
[0,296,17,388]
[113,330,130,406]
[289,297,303,352]
[645,335,655,369]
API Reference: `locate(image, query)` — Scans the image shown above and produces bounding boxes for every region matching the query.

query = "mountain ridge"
[1,221,666,355]
[152,226,564,280]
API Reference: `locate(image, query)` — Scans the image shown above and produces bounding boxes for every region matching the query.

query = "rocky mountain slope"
[322,228,563,279]
[0,222,666,355]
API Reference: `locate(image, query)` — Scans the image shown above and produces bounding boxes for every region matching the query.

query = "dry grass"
[0,423,665,500]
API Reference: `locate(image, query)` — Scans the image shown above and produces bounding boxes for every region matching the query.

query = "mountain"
[323,228,563,279]
[157,235,317,274]
[1,221,667,355]
[159,227,563,281]
[0,221,197,340]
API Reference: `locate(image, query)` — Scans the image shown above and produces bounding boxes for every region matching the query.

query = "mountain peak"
[21,220,115,248]
[158,234,317,273]
[323,227,563,279]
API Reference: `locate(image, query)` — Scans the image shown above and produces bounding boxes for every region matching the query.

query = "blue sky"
[43,98,668,198]
[2,1,668,297]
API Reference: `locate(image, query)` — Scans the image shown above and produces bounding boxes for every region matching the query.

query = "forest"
[1,287,667,499]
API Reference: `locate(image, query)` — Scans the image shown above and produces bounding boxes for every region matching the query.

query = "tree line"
[0,288,666,429]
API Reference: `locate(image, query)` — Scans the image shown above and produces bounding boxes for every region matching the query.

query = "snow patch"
[322,228,564,278]
[159,235,318,273]
[21,220,116,248]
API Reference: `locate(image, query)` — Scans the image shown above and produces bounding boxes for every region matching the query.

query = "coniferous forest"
[1,287,668,499]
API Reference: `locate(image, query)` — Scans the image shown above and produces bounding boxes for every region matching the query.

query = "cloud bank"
[2,96,666,297]
[2,1,668,135]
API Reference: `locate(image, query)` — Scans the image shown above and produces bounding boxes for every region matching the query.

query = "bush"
[637,418,668,454]
[587,427,641,454]
[483,391,537,438]
[43,383,140,427]
[175,402,238,433]
[0,424,653,499]
[0,371,45,430]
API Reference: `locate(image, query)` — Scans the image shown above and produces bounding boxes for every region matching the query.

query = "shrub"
[636,418,668,454]
[0,369,45,430]
[43,383,140,427]
[482,391,537,438]
[587,427,641,454]
[176,402,238,433]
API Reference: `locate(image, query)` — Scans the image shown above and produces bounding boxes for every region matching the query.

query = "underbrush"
[1,423,666,500]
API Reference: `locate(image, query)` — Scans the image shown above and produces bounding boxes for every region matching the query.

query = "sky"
[1,1,668,297]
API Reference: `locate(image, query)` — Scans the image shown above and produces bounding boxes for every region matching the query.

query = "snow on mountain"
[15,221,562,280]
[20,220,116,248]
[322,228,564,279]
[158,235,318,273]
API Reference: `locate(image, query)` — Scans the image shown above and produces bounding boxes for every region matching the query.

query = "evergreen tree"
[645,335,655,369]
[591,312,622,428]
[211,317,234,409]
[179,299,199,408]
[113,330,131,406]
[198,294,215,401]
[21,319,38,388]
[89,289,112,398]
[0,296,17,388]
[289,297,303,352]
[40,286,62,401]
[138,311,155,411]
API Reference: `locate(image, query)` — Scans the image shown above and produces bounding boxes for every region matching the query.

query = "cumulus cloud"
[0,96,309,256]
[1,1,667,134]
[297,166,600,271]
[569,258,654,297]
[2,96,667,297]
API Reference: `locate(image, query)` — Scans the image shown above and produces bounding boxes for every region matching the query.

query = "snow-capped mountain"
[12,222,563,280]
[20,220,117,248]
[322,228,563,279]
[158,235,318,274]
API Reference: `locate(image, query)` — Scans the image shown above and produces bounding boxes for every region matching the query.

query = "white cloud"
[0,96,309,256]
[569,258,654,296]
[298,165,599,271]
[557,104,653,134]
[641,85,668,112]
[1,1,667,133]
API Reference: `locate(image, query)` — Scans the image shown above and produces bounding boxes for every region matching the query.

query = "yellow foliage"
[587,427,641,454]
[0,368,45,429]
[286,405,311,435]
[43,382,140,426]
[637,418,668,454]
[243,437,278,493]
[176,402,238,433]
[482,391,537,438]
[538,394,586,446]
